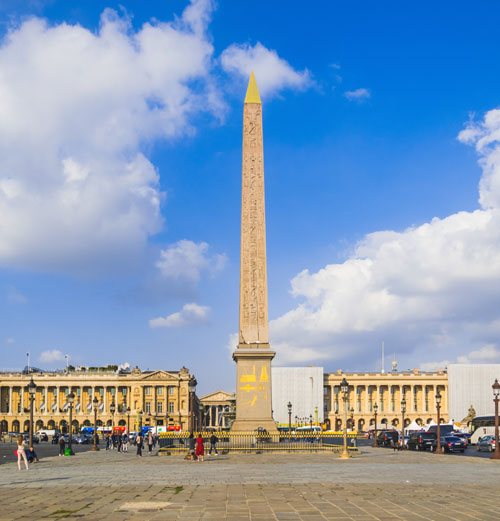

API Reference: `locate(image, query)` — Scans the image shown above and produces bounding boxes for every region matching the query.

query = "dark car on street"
[431,435,467,453]
[407,432,436,451]
[376,430,399,447]
[22,433,39,444]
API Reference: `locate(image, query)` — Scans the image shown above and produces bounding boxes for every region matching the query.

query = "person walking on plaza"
[16,435,29,471]
[147,431,153,454]
[122,433,129,453]
[209,433,219,456]
[195,433,204,462]
[58,434,66,456]
[188,432,195,460]
[105,434,110,451]
[136,432,143,457]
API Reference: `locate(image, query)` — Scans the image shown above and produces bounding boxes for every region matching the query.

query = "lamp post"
[373,403,379,447]
[401,398,406,448]
[139,410,143,433]
[339,377,351,458]
[287,402,292,440]
[68,392,75,455]
[126,407,131,434]
[435,390,442,454]
[309,414,313,431]
[91,397,100,451]
[110,401,116,436]
[27,377,36,449]
[350,407,354,431]
[189,380,196,432]
[491,379,500,460]
[334,403,338,431]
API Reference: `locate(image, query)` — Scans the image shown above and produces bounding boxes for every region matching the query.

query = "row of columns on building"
[0,384,182,416]
[326,384,447,415]
[203,405,229,428]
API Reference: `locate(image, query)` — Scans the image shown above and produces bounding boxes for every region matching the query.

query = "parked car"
[452,432,471,445]
[376,430,399,447]
[477,435,496,452]
[432,435,467,453]
[407,432,437,451]
[22,433,39,444]
[75,434,91,444]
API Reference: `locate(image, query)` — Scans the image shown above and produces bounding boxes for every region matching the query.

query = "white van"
[36,429,57,437]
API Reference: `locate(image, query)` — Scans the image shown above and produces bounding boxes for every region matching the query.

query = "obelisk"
[231,72,277,433]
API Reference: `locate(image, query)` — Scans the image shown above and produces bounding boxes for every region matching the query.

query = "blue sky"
[2,0,500,394]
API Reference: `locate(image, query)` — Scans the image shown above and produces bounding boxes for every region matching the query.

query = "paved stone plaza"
[0,448,499,520]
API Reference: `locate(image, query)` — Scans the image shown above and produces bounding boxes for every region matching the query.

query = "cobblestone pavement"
[0,448,499,520]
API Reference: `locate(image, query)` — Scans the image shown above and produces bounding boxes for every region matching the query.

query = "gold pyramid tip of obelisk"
[244,71,261,104]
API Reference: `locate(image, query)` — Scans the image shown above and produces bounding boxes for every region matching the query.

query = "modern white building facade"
[271,367,324,425]
[448,364,500,422]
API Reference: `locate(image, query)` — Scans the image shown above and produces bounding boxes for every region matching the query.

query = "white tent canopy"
[424,419,437,431]
[405,419,424,433]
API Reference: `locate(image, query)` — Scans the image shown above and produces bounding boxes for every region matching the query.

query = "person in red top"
[195,434,204,462]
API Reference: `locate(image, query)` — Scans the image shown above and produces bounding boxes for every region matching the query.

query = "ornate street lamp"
[139,410,143,433]
[334,403,338,431]
[287,402,292,440]
[110,401,116,437]
[189,379,196,432]
[127,406,131,434]
[401,397,407,449]
[435,390,442,454]
[373,403,379,447]
[91,396,100,451]
[27,377,36,449]
[350,407,354,431]
[339,377,351,458]
[67,392,75,455]
[491,379,500,460]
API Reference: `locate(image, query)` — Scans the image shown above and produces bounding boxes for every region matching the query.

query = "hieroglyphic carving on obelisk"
[232,72,277,433]
[239,71,269,346]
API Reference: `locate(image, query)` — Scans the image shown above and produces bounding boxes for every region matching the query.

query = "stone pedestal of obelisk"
[231,72,277,433]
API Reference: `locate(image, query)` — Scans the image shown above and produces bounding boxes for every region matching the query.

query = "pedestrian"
[136,433,142,457]
[195,433,204,462]
[27,446,39,463]
[147,431,153,454]
[16,435,29,471]
[122,433,129,452]
[58,434,66,456]
[188,432,195,460]
[105,434,110,451]
[117,434,123,453]
[209,433,219,456]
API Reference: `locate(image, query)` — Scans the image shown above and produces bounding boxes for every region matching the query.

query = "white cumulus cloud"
[0,1,221,273]
[344,88,371,101]
[149,302,210,328]
[220,42,311,98]
[270,106,500,367]
[156,239,227,285]
[39,349,66,363]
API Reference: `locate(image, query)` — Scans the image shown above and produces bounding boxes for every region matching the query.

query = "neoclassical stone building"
[324,367,448,431]
[0,366,200,434]
[200,390,235,429]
